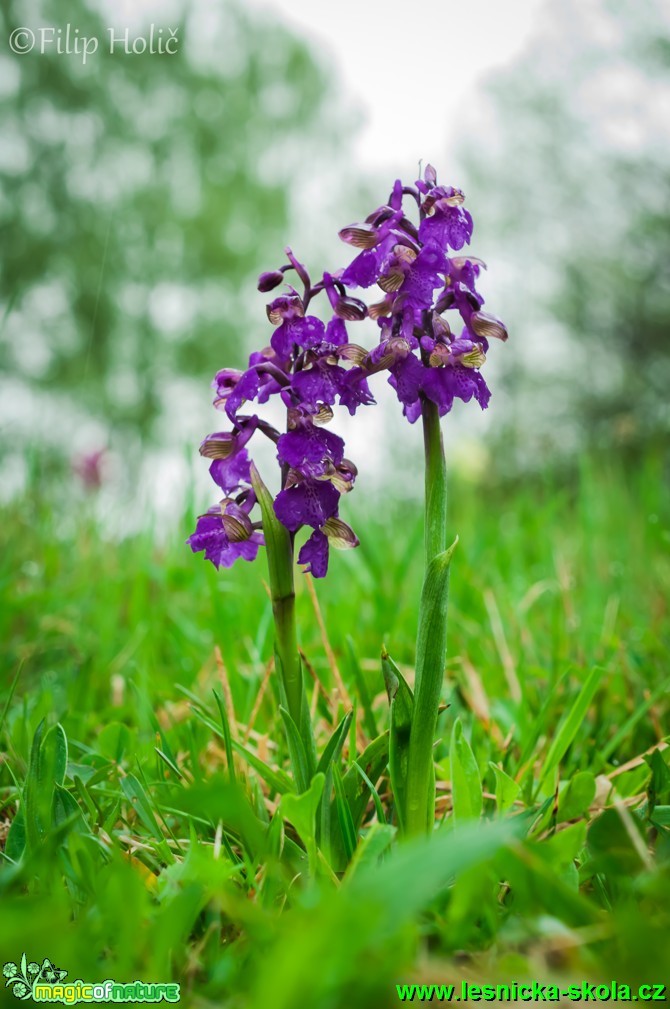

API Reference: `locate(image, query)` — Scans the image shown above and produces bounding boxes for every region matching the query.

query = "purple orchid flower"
[335,165,507,423]
[190,168,506,576]
[189,249,369,577]
[187,496,264,568]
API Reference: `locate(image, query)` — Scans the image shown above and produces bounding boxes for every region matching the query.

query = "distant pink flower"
[72,448,107,489]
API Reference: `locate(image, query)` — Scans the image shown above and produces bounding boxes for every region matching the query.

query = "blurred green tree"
[0,0,341,438]
[462,0,670,451]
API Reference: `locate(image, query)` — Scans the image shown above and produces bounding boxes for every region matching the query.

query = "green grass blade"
[120,773,164,841]
[537,666,604,794]
[316,711,352,778]
[0,661,24,736]
[213,688,236,785]
[333,764,357,864]
[382,648,413,832]
[353,761,387,825]
[154,748,186,783]
[279,706,310,794]
[345,636,378,739]
[231,738,295,796]
[279,773,325,877]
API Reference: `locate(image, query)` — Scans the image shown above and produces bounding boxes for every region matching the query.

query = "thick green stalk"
[404,398,452,835]
[273,580,302,723]
[250,464,316,782]
[421,397,448,564]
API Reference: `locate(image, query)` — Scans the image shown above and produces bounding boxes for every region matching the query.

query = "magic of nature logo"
[3,954,180,1003]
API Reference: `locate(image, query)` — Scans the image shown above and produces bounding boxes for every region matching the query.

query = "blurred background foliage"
[465,0,670,458]
[0,0,347,447]
[0,0,668,486]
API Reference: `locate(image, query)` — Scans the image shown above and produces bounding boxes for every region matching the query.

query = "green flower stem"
[272,575,302,724]
[404,398,453,835]
[250,464,316,783]
[421,397,448,564]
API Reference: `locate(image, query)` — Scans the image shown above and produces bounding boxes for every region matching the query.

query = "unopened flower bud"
[257,270,284,293]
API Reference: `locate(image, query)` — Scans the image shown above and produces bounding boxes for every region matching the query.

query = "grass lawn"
[1,448,669,1006]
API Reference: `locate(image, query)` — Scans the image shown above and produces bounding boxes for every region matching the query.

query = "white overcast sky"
[243,0,546,173]
[108,0,547,178]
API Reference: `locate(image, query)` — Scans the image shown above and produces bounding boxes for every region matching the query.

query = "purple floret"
[419,205,473,251]
[395,246,448,311]
[188,500,264,569]
[274,479,340,531]
[271,315,326,358]
[277,425,345,478]
[209,449,252,494]
[289,362,346,408]
[298,529,329,578]
[422,364,491,417]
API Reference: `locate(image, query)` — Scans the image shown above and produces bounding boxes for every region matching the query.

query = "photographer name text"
[9,24,179,63]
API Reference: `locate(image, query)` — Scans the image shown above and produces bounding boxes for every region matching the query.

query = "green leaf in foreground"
[8,721,69,856]
[450,718,483,823]
[248,819,517,1009]
[490,762,521,816]
[280,773,325,877]
[557,771,596,823]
